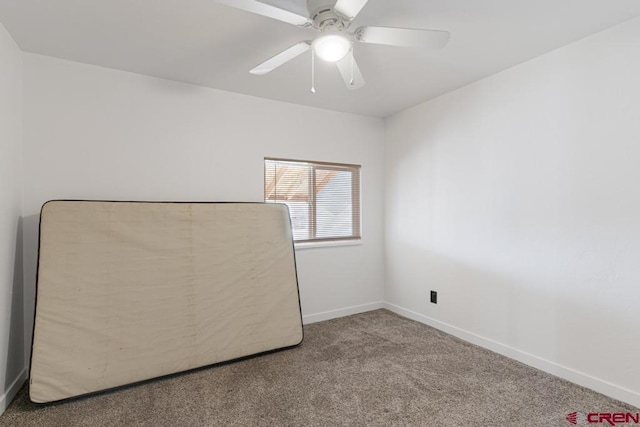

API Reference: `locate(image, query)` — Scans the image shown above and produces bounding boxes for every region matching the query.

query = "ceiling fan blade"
[355,26,450,49]
[218,0,312,27]
[334,0,369,22]
[250,41,311,75]
[336,52,365,90]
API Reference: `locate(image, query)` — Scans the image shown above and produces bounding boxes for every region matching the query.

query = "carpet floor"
[1,309,637,426]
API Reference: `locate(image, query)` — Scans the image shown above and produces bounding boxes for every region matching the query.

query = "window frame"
[264,157,361,244]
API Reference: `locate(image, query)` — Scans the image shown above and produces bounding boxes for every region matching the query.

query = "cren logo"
[588,413,640,426]
[567,411,640,426]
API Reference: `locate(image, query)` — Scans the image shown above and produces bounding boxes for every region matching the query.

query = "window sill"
[294,239,362,250]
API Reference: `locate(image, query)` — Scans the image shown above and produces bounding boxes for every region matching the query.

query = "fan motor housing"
[307,0,344,31]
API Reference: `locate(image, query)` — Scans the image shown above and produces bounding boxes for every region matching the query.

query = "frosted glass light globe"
[313,34,352,62]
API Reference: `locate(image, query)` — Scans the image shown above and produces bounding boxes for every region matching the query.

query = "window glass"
[264,158,361,243]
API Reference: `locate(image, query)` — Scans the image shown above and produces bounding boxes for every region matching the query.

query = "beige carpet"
[1,309,637,426]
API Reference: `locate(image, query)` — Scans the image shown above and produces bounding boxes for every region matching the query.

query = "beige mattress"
[30,201,303,403]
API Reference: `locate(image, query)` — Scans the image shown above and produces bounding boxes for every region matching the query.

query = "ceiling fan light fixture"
[220,0,450,91]
[312,34,352,62]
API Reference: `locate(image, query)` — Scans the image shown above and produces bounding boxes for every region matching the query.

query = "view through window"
[264,158,361,243]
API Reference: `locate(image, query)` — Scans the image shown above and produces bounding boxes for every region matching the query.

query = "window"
[264,158,361,243]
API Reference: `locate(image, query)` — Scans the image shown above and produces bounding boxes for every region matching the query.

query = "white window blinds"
[264,158,361,243]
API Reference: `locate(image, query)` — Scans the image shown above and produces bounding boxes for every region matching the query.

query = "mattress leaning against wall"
[29,201,303,403]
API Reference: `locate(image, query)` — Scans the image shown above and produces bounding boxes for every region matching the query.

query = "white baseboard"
[1,368,27,416]
[303,301,384,325]
[383,302,640,409]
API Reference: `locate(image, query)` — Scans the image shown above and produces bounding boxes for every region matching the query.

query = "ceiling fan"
[218,0,450,90]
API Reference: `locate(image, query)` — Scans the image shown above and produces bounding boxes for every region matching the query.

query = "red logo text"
[567,412,640,426]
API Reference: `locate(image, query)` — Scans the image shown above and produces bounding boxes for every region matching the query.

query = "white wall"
[384,16,640,407]
[21,54,386,361]
[0,22,25,414]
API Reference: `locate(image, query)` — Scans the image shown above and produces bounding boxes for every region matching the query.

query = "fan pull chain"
[311,50,316,94]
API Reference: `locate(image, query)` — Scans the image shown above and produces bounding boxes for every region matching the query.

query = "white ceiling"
[1,0,640,117]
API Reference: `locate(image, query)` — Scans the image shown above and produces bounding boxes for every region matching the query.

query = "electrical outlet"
[430,291,438,304]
